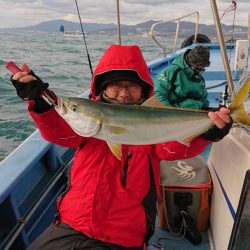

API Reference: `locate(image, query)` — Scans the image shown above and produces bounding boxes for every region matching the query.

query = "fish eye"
[71,104,78,112]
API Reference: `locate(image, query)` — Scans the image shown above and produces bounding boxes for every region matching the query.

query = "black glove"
[11,71,52,113]
[201,117,233,142]
[11,70,48,101]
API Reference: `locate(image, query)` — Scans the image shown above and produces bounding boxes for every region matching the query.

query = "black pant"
[27,223,143,250]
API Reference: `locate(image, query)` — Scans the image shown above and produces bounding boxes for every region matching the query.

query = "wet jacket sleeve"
[28,101,84,148]
[154,135,211,160]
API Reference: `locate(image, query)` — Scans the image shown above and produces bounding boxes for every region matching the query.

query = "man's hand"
[11,64,49,102]
[12,64,35,83]
[208,107,231,128]
[10,64,55,113]
[202,107,233,141]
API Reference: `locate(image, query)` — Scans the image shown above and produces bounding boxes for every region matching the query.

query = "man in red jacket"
[12,44,232,250]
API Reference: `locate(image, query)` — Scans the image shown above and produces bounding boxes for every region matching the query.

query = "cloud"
[0,0,249,28]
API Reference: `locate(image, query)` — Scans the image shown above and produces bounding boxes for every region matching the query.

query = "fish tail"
[230,79,250,126]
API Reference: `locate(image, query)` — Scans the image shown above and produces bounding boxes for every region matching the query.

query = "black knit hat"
[186,46,210,67]
[94,70,151,96]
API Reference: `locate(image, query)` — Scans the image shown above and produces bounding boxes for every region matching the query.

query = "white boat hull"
[208,127,250,250]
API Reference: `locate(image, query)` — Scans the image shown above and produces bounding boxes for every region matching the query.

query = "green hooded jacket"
[154,50,209,109]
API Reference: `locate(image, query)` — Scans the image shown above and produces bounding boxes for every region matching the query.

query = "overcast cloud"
[0,0,249,29]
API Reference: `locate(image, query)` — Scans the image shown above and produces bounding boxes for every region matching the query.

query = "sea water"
[0,31,166,162]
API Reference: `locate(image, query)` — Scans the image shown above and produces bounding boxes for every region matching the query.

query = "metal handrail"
[248,12,250,43]
[247,12,250,70]
[150,12,200,57]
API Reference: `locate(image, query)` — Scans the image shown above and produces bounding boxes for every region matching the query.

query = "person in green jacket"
[154,46,210,109]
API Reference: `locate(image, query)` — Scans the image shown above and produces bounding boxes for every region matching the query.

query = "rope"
[232,124,250,135]
[220,0,237,63]
[238,70,250,88]
[219,0,237,63]
[220,0,237,20]
[151,188,187,248]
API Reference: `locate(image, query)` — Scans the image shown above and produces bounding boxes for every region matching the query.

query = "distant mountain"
[134,20,248,40]
[1,19,248,40]
[2,19,116,32]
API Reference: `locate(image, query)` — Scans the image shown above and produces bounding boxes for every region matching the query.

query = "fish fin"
[141,95,171,109]
[180,136,194,145]
[141,95,205,113]
[180,127,210,145]
[107,126,128,135]
[180,134,201,145]
[107,142,122,161]
[229,79,250,126]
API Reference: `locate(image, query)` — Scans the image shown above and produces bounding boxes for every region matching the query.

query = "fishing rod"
[74,0,93,75]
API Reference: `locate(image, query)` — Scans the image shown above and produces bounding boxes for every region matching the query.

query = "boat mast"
[116,0,121,44]
[210,0,236,98]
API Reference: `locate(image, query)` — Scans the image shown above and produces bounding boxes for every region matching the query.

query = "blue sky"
[0,0,249,29]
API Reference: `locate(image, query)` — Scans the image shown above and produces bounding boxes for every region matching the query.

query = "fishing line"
[74,0,93,75]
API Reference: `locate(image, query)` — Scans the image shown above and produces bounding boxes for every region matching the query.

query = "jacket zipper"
[121,153,132,187]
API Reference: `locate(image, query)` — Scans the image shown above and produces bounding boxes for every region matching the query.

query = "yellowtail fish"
[55,80,250,160]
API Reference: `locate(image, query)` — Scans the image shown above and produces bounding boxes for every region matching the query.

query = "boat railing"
[248,12,250,42]
[150,11,200,57]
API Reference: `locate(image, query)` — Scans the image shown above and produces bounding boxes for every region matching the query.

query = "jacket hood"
[90,44,154,99]
[172,50,190,69]
[172,49,195,77]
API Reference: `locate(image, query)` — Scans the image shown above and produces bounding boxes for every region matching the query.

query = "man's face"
[191,65,206,76]
[104,80,143,104]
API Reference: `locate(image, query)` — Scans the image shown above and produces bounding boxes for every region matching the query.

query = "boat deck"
[0,43,249,249]
[148,224,210,249]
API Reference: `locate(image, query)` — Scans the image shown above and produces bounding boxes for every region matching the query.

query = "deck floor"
[148,223,210,249]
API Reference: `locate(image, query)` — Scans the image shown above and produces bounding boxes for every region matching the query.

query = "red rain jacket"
[28,44,210,247]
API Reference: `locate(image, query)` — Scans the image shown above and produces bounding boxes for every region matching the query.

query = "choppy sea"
[0,31,167,162]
